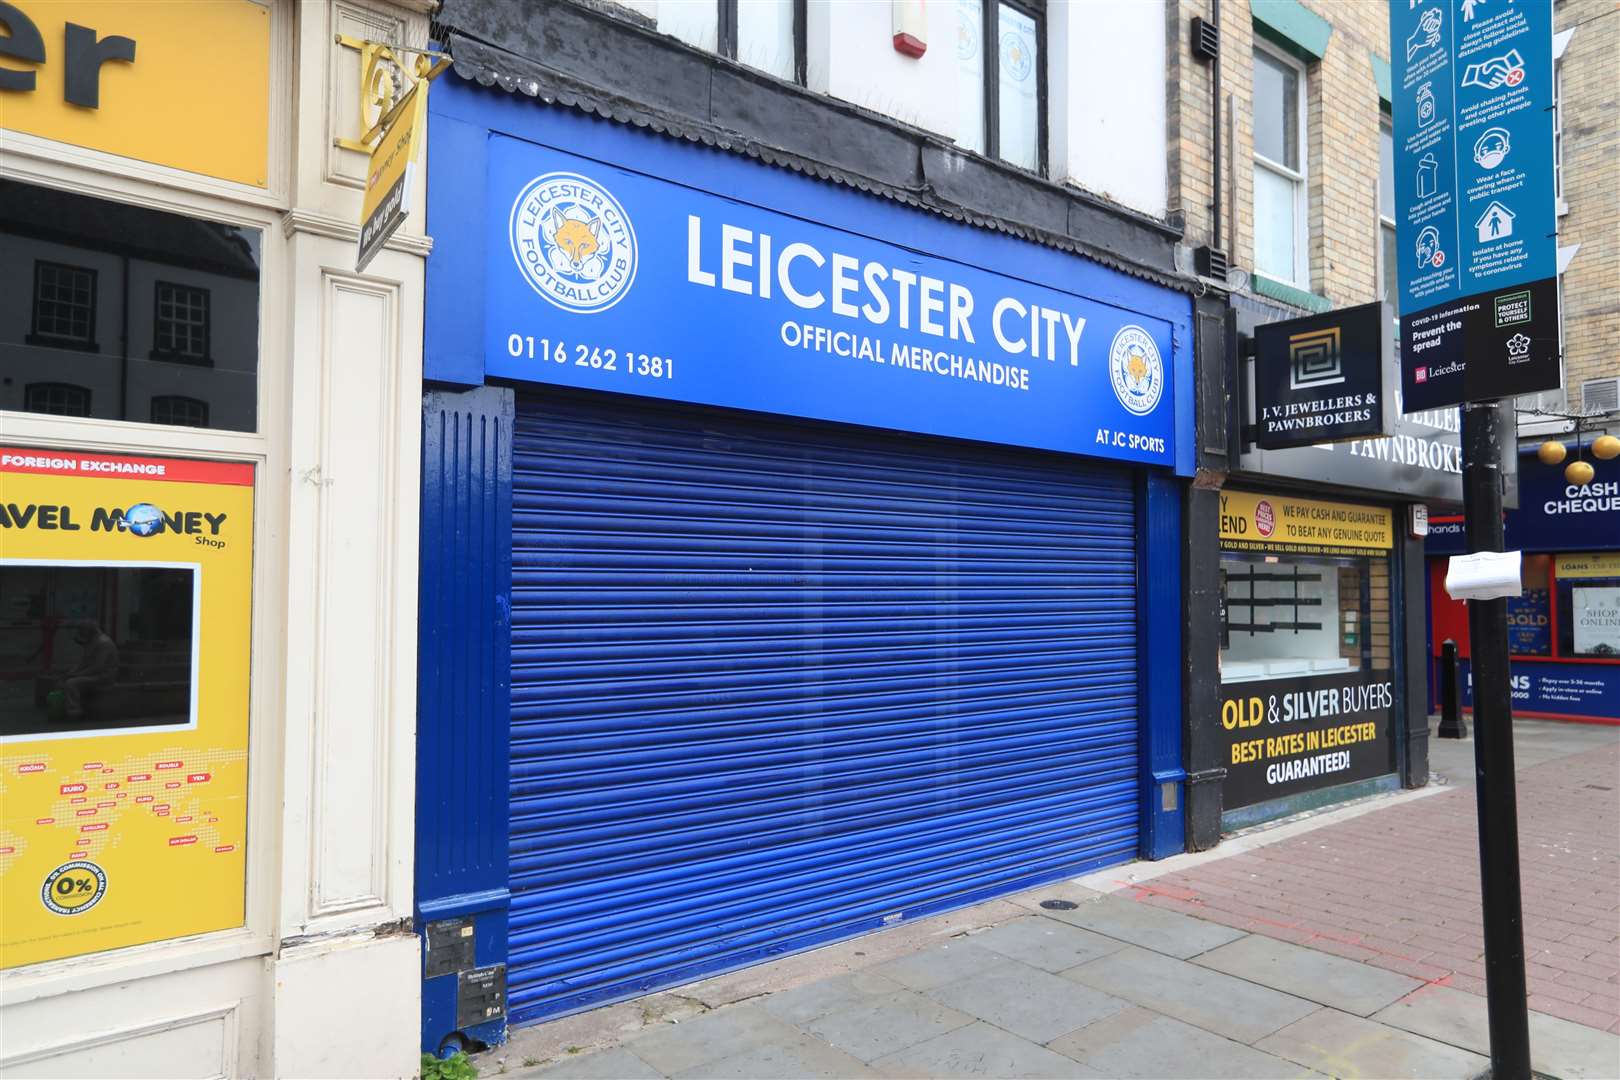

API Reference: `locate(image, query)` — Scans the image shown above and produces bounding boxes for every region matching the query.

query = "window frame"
[1252,41,1310,288]
[1552,57,1566,212]
[23,381,93,417]
[1378,112,1397,311]
[718,0,807,86]
[151,280,215,366]
[27,259,100,352]
[980,0,1048,176]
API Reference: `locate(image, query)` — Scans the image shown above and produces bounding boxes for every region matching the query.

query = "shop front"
[1182,293,1478,838]
[1426,448,1620,724]
[1,2,429,1075]
[1216,490,1400,824]
[415,76,1195,1048]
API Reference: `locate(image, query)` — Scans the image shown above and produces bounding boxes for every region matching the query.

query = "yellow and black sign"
[1219,490,1393,554]
[0,448,254,969]
[0,1,271,187]
[1555,552,1620,580]
[357,77,427,272]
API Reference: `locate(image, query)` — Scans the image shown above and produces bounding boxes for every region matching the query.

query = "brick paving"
[1126,740,1620,1034]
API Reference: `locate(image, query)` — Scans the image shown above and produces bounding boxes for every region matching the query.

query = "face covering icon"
[1473,127,1512,170]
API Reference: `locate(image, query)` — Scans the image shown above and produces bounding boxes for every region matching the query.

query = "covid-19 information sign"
[1390,0,1559,409]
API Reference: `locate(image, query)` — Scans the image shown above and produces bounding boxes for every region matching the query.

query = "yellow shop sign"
[1220,490,1393,553]
[1555,552,1620,580]
[0,448,255,969]
[0,1,270,187]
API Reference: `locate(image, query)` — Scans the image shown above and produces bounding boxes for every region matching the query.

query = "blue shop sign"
[1458,658,1620,723]
[426,80,1193,472]
[1426,450,1620,556]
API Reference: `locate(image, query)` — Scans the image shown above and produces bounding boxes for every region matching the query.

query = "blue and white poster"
[468,131,1183,467]
[1391,0,1559,409]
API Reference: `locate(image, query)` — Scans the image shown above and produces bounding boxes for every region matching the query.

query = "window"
[153,281,211,363]
[1,179,260,433]
[731,0,804,83]
[150,395,211,427]
[1253,45,1308,286]
[1557,553,1620,660]
[955,0,1046,173]
[1221,553,1392,681]
[1379,117,1397,311]
[1506,554,1553,657]
[0,563,197,739]
[24,382,91,417]
[29,261,98,349]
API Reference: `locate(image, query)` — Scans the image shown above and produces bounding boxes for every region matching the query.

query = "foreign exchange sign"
[1390,0,1558,408]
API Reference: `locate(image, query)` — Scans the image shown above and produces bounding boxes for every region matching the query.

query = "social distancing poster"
[0,448,253,969]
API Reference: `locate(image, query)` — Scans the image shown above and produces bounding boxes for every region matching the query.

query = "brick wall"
[1556,0,1620,415]
[1169,0,1617,418]
[1169,0,1389,310]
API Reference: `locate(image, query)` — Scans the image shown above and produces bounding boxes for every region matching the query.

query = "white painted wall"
[621,0,1171,217]
[809,0,966,143]
[1050,0,1168,217]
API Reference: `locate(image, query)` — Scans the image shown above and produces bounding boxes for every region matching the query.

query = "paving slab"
[1006,882,1105,915]
[1194,933,1423,1016]
[1257,1007,1489,1079]
[967,915,1128,972]
[925,959,1129,1044]
[800,989,976,1063]
[1374,985,1620,1080]
[1043,893,1248,958]
[626,1004,801,1075]
[525,1047,666,1080]
[872,940,1006,992]
[761,970,904,1025]
[672,1032,879,1079]
[1047,1006,1325,1079]
[872,1020,1101,1079]
[1063,945,1320,1045]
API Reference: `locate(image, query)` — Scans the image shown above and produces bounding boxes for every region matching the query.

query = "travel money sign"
[1390,0,1558,409]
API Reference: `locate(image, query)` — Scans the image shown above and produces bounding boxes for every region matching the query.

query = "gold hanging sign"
[336,36,450,272]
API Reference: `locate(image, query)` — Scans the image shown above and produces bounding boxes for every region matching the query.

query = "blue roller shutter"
[508,391,1140,1026]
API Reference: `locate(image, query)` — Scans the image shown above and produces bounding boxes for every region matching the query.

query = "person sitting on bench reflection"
[62,621,119,720]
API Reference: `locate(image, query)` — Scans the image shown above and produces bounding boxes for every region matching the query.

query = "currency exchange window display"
[1216,491,1397,815]
[0,173,261,971]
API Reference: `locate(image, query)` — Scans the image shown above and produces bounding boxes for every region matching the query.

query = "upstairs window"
[955,0,1046,173]
[24,382,91,417]
[150,395,211,428]
[1379,116,1397,311]
[1253,44,1309,286]
[29,261,98,350]
[153,282,211,363]
[665,1,805,85]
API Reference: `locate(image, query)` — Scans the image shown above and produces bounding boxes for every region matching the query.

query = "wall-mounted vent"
[1582,377,1619,414]
[1191,17,1220,62]
[1194,245,1229,283]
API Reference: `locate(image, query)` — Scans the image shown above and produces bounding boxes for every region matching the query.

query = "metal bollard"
[1437,639,1467,738]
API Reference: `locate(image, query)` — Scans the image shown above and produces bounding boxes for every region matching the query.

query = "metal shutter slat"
[507,393,1140,1025]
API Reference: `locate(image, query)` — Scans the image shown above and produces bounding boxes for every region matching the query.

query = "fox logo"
[545,211,605,277]
[511,172,637,314]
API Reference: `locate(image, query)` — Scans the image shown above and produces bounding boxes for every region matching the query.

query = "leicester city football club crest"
[509,171,637,314]
[1108,325,1164,416]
